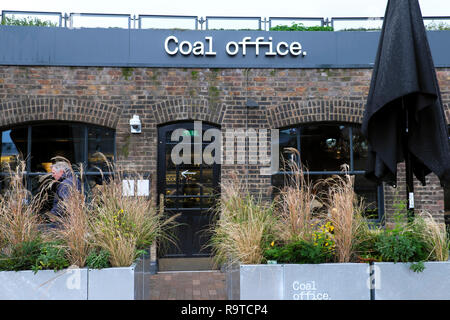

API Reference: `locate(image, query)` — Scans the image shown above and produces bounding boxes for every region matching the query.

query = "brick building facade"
[1,25,449,269]
[0,66,449,223]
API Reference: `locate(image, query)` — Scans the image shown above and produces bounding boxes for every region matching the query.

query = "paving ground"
[149,271,227,300]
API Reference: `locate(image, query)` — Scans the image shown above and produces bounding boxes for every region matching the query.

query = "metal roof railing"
[268,17,327,29]
[205,16,262,30]
[138,14,199,30]
[1,10,64,26]
[1,10,449,31]
[330,17,384,30]
[68,12,132,29]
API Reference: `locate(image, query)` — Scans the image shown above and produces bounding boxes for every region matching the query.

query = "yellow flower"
[270,241,275,247]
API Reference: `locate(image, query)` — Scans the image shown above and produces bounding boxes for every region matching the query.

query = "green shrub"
[375,232,427,263]
[86,249,111,269]
[32,242,69,273]
[1,16,57,27]
[0,240,42,271]
[270,23,333,31]
[264,239,333,264]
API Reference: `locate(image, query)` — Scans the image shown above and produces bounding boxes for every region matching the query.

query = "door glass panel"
[88,126,114,172]
[159,122,220,258]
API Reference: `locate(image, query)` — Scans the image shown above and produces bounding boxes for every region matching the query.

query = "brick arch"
[266,99,365,129]
[0,97,122,129]
[151,98,226,125]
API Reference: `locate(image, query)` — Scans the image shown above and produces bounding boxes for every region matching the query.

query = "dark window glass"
[352,127,369,171]
[30,124,85,172]
[299,124,350,172]
[274,123,383,222]
[0,128,27,172]
[279,128,298,170]
[88,126,115,172]
[0,123,115,203]
[354,175,379,220]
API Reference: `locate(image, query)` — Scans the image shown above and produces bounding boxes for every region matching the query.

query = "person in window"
[49,161,81,218]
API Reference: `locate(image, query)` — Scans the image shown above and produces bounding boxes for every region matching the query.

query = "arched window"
[0,122,115,205]
[273,123,384,222]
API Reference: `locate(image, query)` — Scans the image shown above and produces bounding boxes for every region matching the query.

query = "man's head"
[51,162,70,181]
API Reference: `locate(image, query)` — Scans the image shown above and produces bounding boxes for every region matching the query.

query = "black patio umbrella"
[361,0,450,217]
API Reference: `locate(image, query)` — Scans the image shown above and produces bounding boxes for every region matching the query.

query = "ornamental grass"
[88,154,179,267]
[0,160,43,254]
[42,157,91,268]
[411,212,450,262]
[209,172,280,266]
[273,148,318,243]
[319,165,368,263]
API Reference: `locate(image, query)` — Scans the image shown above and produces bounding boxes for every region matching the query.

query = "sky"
[1,0,450,29]
[2,0,450,17]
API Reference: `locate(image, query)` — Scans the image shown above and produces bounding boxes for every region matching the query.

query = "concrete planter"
[0,268,88,300]
[226,263,371,300]
[0,251,154,300]
[373,261,450,300]
[227,261,450,300]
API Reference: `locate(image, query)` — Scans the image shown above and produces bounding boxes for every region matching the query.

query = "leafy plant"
[264,239,333,264]
[375,233,418,263]
[86,249,111,269]
[121,67,133,80]
[270,23,333,31]
[32,242,69,273]
[410,261,425,273]
[0,240,42,271]
[1,16,57,27]
[426,21,450,31]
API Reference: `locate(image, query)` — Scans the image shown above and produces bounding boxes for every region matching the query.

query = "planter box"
[227,263,371,300]
[373,262,450,300]
[0,250,154,300]
[0,268,88,300]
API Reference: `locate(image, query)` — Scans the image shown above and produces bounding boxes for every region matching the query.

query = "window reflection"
[275,123,382,222]
[0,128,27,172]
[31,124,84,172]
[0,123,115,204]
[88,126,115,172]
[279,128,298,170]
[352,127,369,171]
[300,125,350,172]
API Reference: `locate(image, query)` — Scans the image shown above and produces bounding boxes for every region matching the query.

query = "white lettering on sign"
[165,36,216,56]
[164,36,306,57]
[292,281,330,300]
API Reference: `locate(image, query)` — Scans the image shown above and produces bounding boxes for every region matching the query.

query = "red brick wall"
[0,66,449,222]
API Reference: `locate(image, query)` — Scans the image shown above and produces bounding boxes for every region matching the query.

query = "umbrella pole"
[403,97,415,221]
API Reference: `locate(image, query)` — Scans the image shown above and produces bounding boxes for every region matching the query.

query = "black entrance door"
[157,122,220,258]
